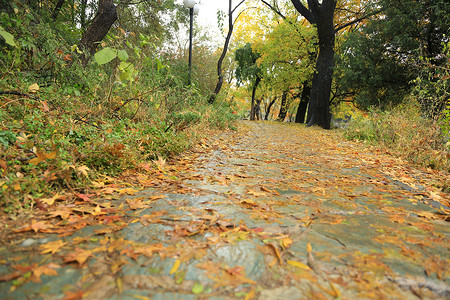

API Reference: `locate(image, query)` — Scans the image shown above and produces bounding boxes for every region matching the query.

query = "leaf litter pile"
[0,121,449,299]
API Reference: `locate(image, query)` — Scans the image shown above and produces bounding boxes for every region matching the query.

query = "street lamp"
[183,0,199,86]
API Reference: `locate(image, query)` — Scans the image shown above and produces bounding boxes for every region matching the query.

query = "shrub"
[344,102,450,172]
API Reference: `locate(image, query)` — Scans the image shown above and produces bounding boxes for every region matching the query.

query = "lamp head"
[183,0,195,8]
[193,4,200,15]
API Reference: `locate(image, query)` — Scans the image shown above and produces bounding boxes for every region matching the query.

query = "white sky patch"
[177,0,230,47]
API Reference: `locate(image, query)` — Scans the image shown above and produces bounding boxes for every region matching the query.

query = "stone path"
[1,121,449,299]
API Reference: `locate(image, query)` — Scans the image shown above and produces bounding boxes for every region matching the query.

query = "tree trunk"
[291,0,336,129]
[80,0,88,29]
[307,31,334,128]
[265,96,277,120]
[250,76,261,120]
[277,91,289,121]
[79,0,117,62]
[295,83,310,123]
[209,0,233,104]
[52,0,65,20]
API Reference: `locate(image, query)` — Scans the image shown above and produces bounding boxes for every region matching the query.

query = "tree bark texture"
[291,0,336,129]
[277,91,289,122]
[79,0,117,61]
[250,76,261,120]
[265,97,277,120]
[295,83,310,123]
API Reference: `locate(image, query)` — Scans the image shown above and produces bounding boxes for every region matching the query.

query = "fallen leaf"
[40,240,67,254]
[40,193,65,206]
[287,260,310,270]
[31,263,59,282]
[153,156,166,171]
[282,237,292,249]
[169,259,181,274]
[28,83,39,93]
[63,248,93,265]
[30,148,58,165]
[118,188,139,195]
[248,189,266,197]
[0,271,22,282]
[192,282,204,294]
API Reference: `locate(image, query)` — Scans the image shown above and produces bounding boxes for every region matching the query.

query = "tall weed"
[344,102,449,172]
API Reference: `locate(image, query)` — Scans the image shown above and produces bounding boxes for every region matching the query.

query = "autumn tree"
[288,0,378,128]
[235,43,263,120]
[254,15,316,123]
[209,0,246,104]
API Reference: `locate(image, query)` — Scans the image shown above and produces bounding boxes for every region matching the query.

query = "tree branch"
[260,0,286,19]
[290,0,316,24]
[334,9,382,32]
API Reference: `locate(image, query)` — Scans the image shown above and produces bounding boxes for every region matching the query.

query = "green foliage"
[411,42,450,123]
[0,1,236,214]
[235,43,262,87]
[344,102,449,172]
[0,25,16,47]
[335,0,450,110]
[255,18,316,93]
[0,130,16,147]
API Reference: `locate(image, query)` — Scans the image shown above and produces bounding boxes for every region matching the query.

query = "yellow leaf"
[40,240,67,254]
[306,242,312,253]
[77,165,90,177]
[28,83,39,93]
[282,237,292,249]
[93,205,102,215]
[131,295,150,300]
[287,260,310,270]
[245,289,255,300]
[40,193,64,206]
[169,259,181,274]
[116,277,123,293]
[329,282,341,298]
[248,189,266,197]
[118,188,139,195]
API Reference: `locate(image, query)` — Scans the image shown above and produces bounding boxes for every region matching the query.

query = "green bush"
[0,3,236,214]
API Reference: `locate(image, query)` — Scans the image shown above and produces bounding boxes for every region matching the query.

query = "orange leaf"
[31,263,59,283]
[63,248,93,265]
[40,240,67,254]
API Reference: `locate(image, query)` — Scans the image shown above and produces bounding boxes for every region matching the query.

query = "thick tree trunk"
[79,0,117,62]
[265,96,277,120]
[250,76,261,120]
[295,83,310,123]
[307,39,334,128]
[277,91,289,121]
[291,0,336,129]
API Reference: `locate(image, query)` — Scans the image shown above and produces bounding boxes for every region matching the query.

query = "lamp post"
[183,0,199,86]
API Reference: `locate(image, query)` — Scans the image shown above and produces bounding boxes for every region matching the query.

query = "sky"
[178,0,228,31]
[195,0,228,28]
[176,0,230,47]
